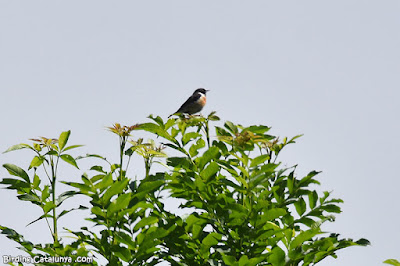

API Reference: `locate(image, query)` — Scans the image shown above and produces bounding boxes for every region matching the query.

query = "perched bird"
[169,88,209,117]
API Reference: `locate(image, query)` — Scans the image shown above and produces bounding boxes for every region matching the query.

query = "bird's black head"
[193,88,209,95]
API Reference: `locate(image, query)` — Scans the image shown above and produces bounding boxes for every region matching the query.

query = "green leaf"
[287,172,294,194]
[32,174,40,189]
[165,117,175,129]
[75,153,108,162]
[249,256,267,266]
[42,185,50,201]
[29,156,44,169]
[250,154,270,168]
[262,208,287,221]
[103,178,129,203]
[56,190,79,206]
[0,226,34,252]
[201,232,221,252]
[189,138,206,157]
[185,214,207,232]
[298,170,321,187]
[135,180,164,199]
[115,231,137,250]
[90,165,107,174]
[238,255,249,266]
[208,114,220,121]
[319,191,331,204]
[249,164,278,189]
[57,205,87,220]
[17,194,40,203]
[321,204,341,213]
[0,178,30,190]
[287,134,303,144]
[233,175,249,189]
[60,154,79,169]
[198,146,220,169]
[356,238,371,246]
[295,217,316,227]
[222,255,236,265]
[291,228,321,248]
[133,216,158,231]
[3,143,31,153]
[63,181,91,193]
[246,125,271,134]
[384,259,400,266]
[200,161,219,180]
[294,197,307,216]
[114,246,131,262]
[46,150,58,156]
[91,206,106,218]
[138,122,177,144]
[149,114,164,126]
[3,164,30,183]
[95,173,113,190]
[58,130,71,151]
[108,193,131,214]
[168,157,192,169]
[224,121,238,134]
[216,126,232,138]
[308,190,318,209]
[26,213,51,227]
[33,143,42,152]
[269,246,285,266]
[182,132,201,146]
[164,143,186,155]
[43,202,57,213]
[62,144,84,152]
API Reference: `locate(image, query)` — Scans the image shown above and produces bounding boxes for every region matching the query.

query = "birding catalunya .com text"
[2,255,93,264]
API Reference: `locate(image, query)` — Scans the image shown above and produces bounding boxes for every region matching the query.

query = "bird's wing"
[176,93,201,113]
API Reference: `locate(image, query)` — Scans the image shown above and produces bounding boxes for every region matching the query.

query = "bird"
[168,88,209,118]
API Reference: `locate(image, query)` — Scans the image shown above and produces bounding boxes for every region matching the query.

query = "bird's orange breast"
[198,95,206,106]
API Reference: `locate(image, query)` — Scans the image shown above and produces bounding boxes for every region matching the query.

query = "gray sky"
[1,1,399,265]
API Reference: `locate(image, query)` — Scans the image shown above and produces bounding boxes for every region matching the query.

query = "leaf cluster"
[0,113,369,265]
[136,114,369,265]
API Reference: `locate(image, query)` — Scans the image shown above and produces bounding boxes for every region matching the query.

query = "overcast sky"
[1,1,399,265]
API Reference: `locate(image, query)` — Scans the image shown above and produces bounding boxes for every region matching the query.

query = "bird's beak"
[206,89,210,92]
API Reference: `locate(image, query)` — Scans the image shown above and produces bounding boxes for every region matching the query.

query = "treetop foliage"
[1,112,369,265]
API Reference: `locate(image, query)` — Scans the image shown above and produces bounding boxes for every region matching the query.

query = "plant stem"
[50,156,58,245]
[204,120,211,148]
[119,136,126,181]
[145,158,151,178]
